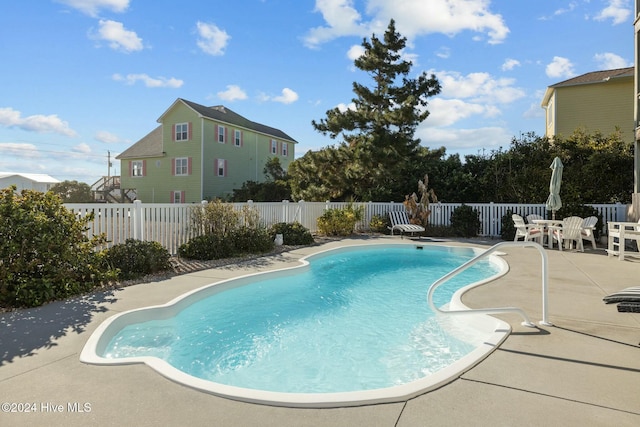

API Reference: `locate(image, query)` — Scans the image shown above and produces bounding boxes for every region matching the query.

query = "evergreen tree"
[293,19,441,201]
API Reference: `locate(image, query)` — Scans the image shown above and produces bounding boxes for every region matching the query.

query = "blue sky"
[0,0,634,185]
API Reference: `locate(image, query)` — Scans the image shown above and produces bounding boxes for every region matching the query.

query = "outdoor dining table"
[531,219,564,249]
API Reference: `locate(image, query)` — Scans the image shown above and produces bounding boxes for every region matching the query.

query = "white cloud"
[95,20,143,53]
[539,2,578,20]
[196,22,230,56]
[435,47,450,59]
[417,125,513,151]
[304,0,366,47]
[347,44,365,61]
[304,0,510,47]
[72,142,92,155]
[0,142,41,158]
[217,85,248,101]
[337,102,357,112]
[95,130,123,143]
[523,102,545,119]
[501,58,520,71]
[424,98,489,127]
[0,107,77,137]
[432,70,525,104]
[593,52,632,69]
[593,0,632,25]
[545,56,575,79]
[273,88,299,104]
[56,0,129,17]
[112,73,184,88]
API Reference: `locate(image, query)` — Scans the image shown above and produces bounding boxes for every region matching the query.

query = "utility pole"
[107,150,111,180]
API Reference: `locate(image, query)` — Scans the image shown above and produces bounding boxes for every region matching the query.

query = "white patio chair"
[580,216,598,249]
[551,216,584,252]
[512,214,543,244]
[526,214,546,243]
[526,214,544,222]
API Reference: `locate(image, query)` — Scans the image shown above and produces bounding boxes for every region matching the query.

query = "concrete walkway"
[1,237,639,426]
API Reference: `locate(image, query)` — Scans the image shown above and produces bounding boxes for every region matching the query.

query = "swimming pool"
[80,243,511,407]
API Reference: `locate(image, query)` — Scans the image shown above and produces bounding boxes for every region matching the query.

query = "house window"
[218,125,226,143]
[175,123,189,141]
[172,191,184,204]
[282,142,288,156]
[234,130,242,147]
[270,139,277,155]
[216,158,227,177]
[131,160,144,177]
[175,157,188,176]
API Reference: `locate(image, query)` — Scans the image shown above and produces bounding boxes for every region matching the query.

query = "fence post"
[282,199,290,223]
[133,200,143,240]
[296,200,303,223]
[615,202,625,221]
[489,202,495,237]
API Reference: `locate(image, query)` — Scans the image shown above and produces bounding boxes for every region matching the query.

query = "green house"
[541,67,634,144]
[117,98,297,202]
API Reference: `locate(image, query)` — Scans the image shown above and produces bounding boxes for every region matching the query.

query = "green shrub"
[0,187,116,308]
[229,226,275,254]
[500,209,517,241]
[190,199,240,237]
[369,214,390,233]
[316,204,364,236]
[102,239,171,280]
[178,234,233,260]
[179,226,275,260]
[269,222,314,245]
[450,204,481,238]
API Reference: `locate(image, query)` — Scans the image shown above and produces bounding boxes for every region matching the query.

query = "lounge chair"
[580,216,598,249]
[388,211,425,238]
[512,214,543,244]
[603,286,640,313]
[551,216,584,252]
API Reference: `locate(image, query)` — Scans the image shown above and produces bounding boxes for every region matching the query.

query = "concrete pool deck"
[1,237,639,426]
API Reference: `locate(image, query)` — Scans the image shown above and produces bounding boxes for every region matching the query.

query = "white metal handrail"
[427,241,552,328]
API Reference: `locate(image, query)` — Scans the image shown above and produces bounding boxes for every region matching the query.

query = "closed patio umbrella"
[545,157,563,220]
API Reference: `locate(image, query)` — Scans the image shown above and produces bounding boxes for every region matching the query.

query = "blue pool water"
[102,245,500,394]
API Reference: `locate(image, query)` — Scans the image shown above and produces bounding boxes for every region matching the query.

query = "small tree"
[50,180,94,203]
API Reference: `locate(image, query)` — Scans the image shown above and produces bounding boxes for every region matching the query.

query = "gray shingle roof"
[179,99,298,143]
[550,67,634,88]
[116,126,163,159]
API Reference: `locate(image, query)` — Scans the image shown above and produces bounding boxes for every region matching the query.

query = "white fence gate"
[64,200,628,254]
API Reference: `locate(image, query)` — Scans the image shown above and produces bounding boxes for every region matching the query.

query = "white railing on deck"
[64,200,628,254]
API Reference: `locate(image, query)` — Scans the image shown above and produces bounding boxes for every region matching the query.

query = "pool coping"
[79,242,512,408]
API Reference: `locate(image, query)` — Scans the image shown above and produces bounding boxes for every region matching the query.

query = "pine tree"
[308,19,441,201]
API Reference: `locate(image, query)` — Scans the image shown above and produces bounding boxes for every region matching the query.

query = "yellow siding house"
[541,67,634,144]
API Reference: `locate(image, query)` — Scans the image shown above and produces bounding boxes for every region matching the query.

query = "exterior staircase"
[91,176,136,203]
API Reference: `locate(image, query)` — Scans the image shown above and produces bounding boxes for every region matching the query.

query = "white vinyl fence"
[64,200,628,254]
